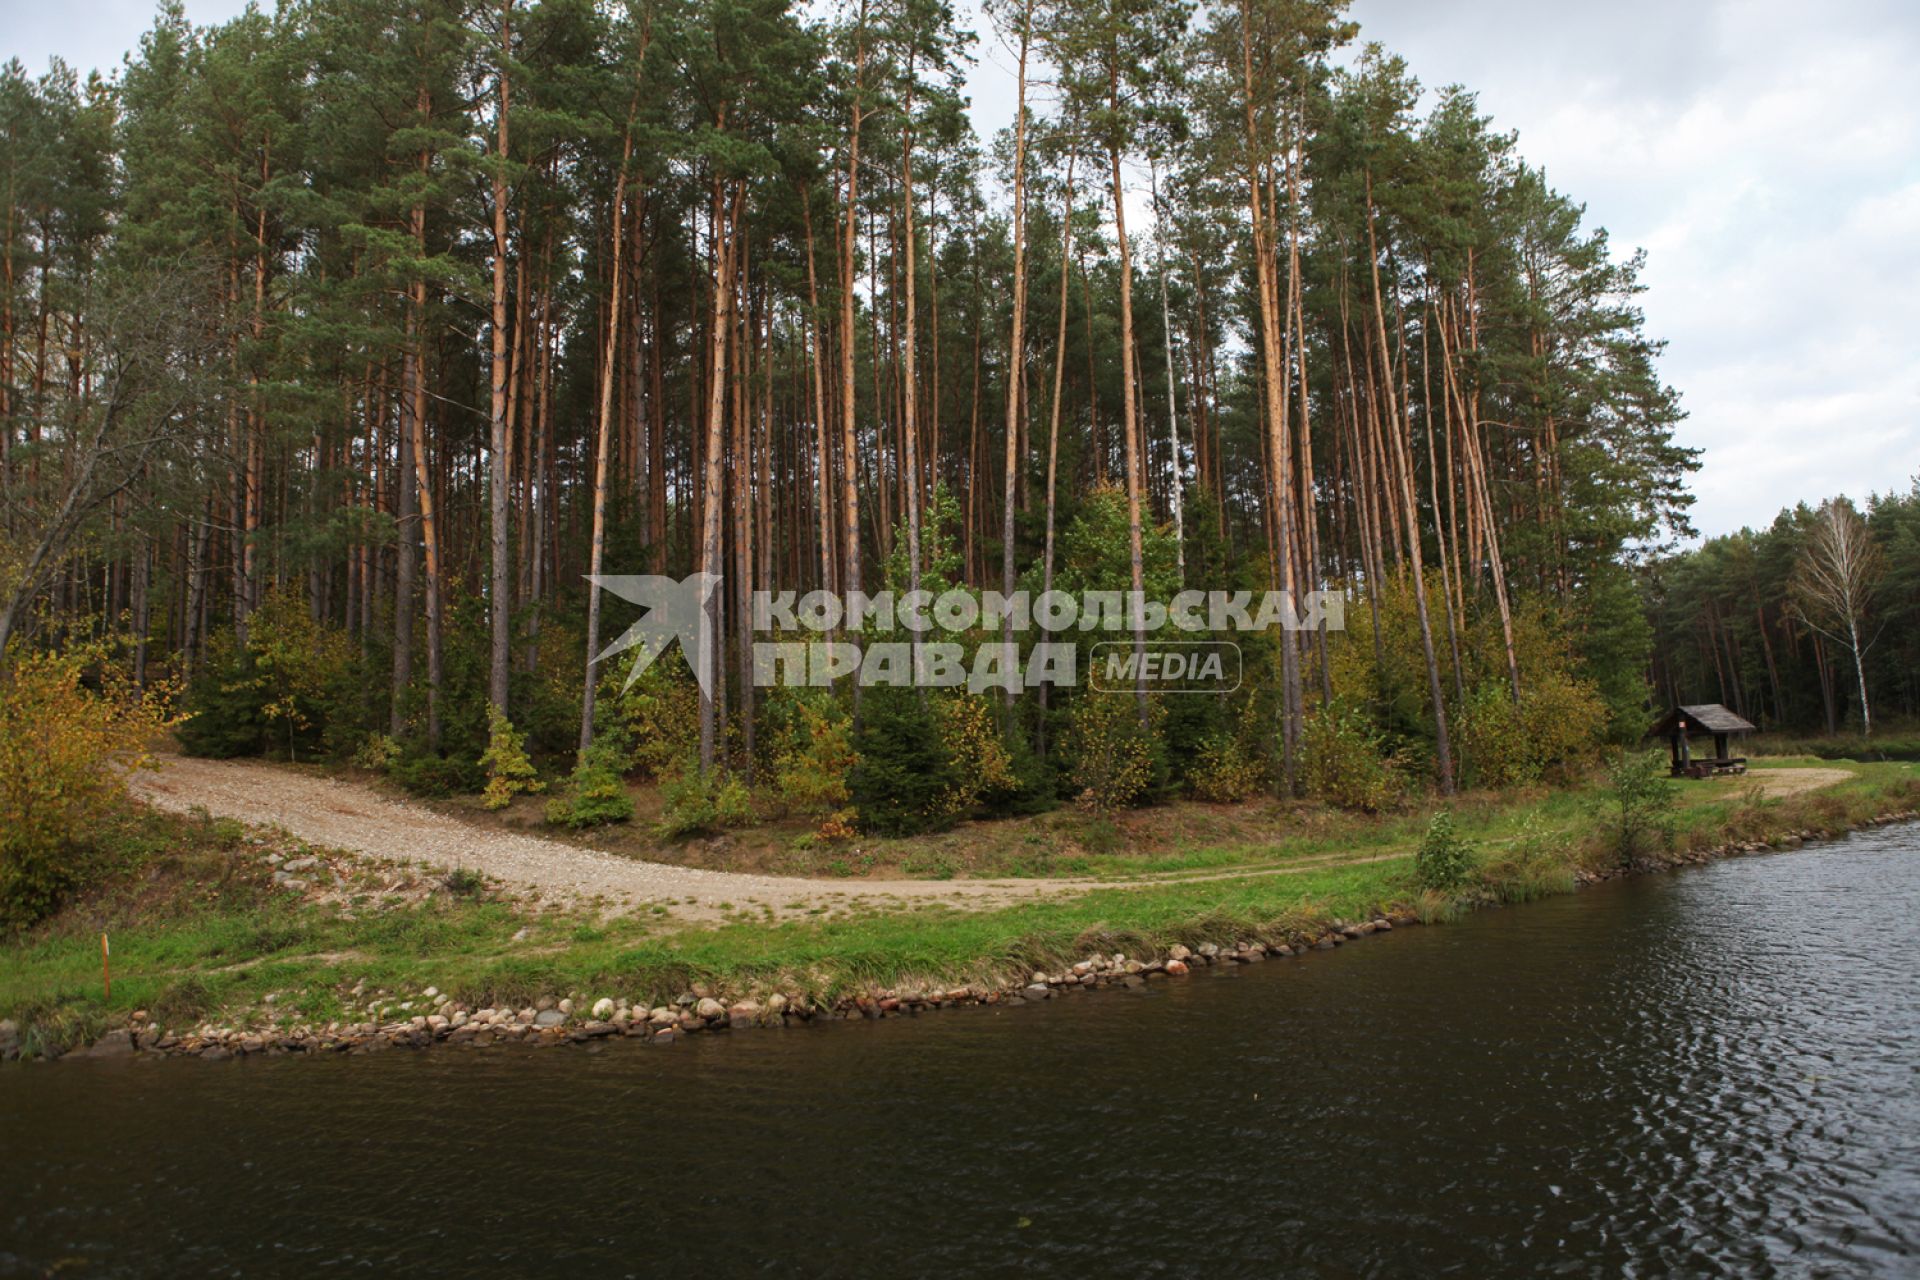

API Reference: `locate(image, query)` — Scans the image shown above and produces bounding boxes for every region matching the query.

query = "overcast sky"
[11,0,1919,540]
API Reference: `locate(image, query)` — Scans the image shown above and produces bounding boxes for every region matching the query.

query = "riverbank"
[4,758,1916,1062]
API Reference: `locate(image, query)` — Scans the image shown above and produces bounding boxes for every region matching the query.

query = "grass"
[407,749,1913,884]
[1746,729,1920,763]
[3,756,1917,1058]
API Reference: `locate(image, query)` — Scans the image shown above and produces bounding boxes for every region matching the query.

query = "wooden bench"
[1679,757,1747,779]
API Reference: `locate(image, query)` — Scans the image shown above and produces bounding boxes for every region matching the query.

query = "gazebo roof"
[1648,703,1757,737]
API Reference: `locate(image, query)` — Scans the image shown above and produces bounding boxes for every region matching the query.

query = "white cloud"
[1348,0,1920,537]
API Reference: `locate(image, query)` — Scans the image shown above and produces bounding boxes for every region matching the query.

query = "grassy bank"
[4,759,1917,1059]
[1745,731,1920,763]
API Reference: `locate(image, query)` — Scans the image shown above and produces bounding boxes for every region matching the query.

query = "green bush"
[604,661,700,780]
[176,588,354,760]
[479,707,544,810]
[442,867,487,897]
[981,716,1060,818]
[774,700,857,817]
[1457,673,1610,790]
[1064,692,1164,811]
[1599,748,1676,867]
[350,732,400,772]
[1477,812,1575,902]
[545,763,635,829]
[392,751,485,799]
[850,689,960,835]
[174,635,268,759]
[656,764,754,837]
[1454,683,1534,789]
[1187,700,1268,803]
[1301,701,1402,812]
[1415,810,1474,891]
[934,694,1018,820]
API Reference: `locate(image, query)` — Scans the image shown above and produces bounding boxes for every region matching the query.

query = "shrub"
[934,694,1018,820]
[1078,816,1123,854]
[656,765,754,837]
[478,707,544,810]
[850,688,960,835]
[1187,701,1268,803]
[816,808,858,841]
[1301,701,1402,812]
[1454,683,1535,789]
[1519,671,1609,775]
[1325,578,1619,764]
[1415,810,1474,891]
[545,763,635,829]
[392,751,485,798]
[0,646,174,925]
[605,661,700,780]
[1065,692,1164,811]
[1477,812,1575,903]
[544,729,637,829]
[173,634,266,759]
[983,716,1061,818]
[177,588,354,760]
[774,701,857,817]
[442,867,487,897]
[1455,672,1608,791]
[351,732,400,773]
[1599,748,1676,867]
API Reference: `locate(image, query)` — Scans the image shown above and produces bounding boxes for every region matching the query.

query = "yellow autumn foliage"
[0,643,177,923]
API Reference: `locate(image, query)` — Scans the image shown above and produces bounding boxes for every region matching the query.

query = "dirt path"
[1745,766,1853,797]
[132,756,1855,923]
[133,755,1094,921]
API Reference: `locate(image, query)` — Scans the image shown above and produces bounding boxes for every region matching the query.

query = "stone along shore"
[12,920,1414,1064]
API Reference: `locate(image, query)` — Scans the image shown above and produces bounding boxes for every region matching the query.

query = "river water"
[4,825,1917,1278]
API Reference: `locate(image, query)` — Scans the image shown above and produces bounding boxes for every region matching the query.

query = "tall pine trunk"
[1108,62,1148,721]
[487,0,513,717]
[999,4,1032,708]
[578,114,640,755]
[1364,170,1450,793]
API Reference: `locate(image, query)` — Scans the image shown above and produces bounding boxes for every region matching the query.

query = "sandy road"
[1742,766,1853,797]
[132,755,1093,921]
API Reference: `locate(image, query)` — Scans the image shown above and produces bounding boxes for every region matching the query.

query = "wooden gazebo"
[1648,704,1756,778]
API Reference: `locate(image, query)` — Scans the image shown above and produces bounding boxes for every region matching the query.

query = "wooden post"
[101,932,111,1001]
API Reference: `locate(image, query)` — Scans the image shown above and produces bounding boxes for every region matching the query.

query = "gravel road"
[132,754,1080,921]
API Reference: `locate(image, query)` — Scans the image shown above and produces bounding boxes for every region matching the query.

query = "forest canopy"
[0,0,1706,832]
